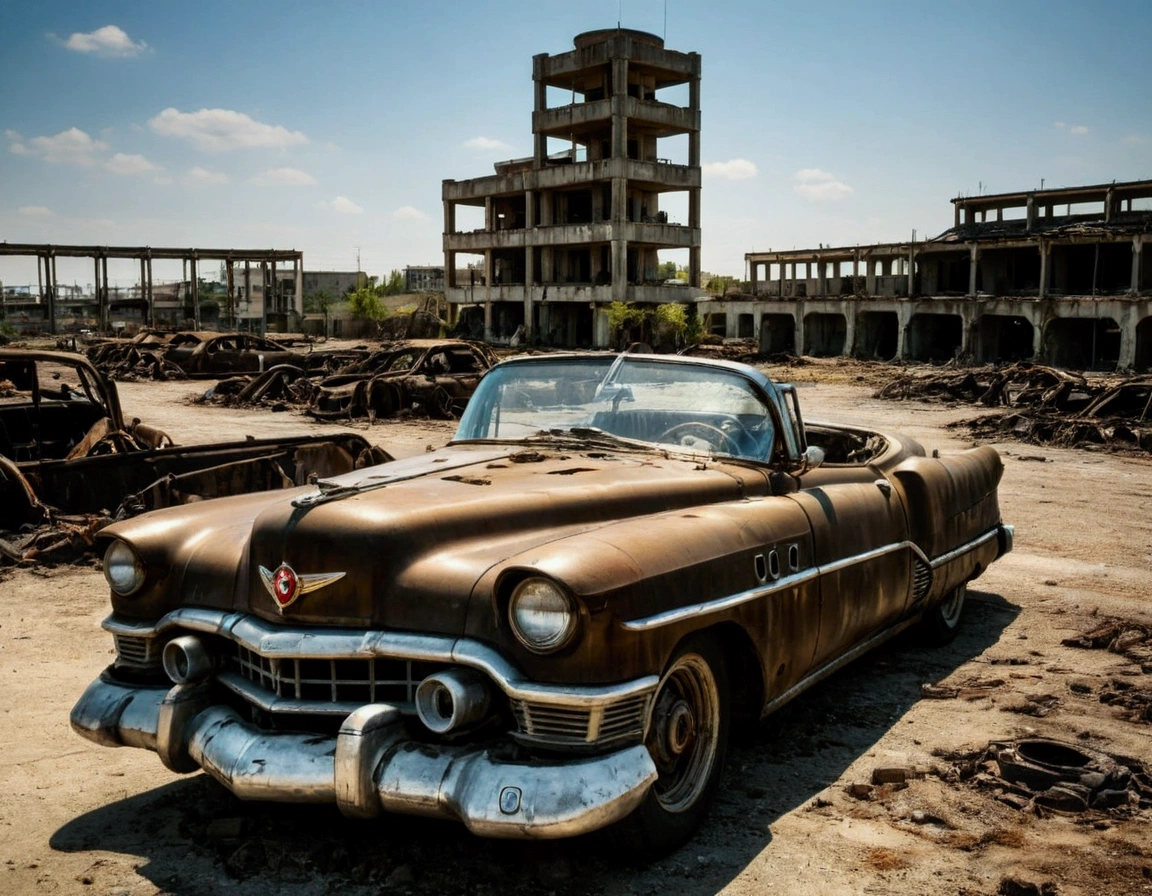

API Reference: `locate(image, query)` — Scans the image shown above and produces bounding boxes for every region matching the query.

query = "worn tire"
[615,634,730,856]
[919,582,967,646]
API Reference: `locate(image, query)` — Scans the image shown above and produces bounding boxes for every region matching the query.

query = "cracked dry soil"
[1,358,1150,896]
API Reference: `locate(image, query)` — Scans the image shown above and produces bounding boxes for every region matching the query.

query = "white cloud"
[17,206,52,217]
[702,159,758,180]
[316,196,364,215]
[104,152,161,176]
[393,205,427,220]
[149,107,308,152]
[153,175,173,185]
[1123,135,1148,146]
[12,127,108,166]
[58,25,149,58]
[1054,121,1089,136]
[184,166,229,185]
[250,167,317,186]
[792,168,854,201]
[464,136,514,152]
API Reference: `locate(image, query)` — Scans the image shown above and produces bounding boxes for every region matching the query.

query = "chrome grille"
[229,643,441,707]
[113,633,163,672]
[511,692,651,748]
[913,556,932,603]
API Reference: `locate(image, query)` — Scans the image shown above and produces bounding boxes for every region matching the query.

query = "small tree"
[657,260,678,281]
[382,269,405,295]
[348,286,386,320]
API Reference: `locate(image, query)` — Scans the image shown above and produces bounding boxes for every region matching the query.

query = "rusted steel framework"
[0,243,304,335]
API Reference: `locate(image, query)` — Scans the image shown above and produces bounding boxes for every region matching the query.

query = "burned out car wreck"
[71,353,1013,852]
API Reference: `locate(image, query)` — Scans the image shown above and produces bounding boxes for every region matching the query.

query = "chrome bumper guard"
[70,676,658,839]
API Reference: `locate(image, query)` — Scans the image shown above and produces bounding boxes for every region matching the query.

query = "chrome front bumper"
[71,674,658,839]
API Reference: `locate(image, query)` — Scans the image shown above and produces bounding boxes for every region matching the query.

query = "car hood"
[104,442,773,633]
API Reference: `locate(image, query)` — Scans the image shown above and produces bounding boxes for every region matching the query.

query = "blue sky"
[2,0,1150,289]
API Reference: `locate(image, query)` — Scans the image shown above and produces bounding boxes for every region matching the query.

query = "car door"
[787,475,913,671]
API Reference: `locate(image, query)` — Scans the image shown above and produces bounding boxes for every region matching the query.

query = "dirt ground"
[2,357,1150,896]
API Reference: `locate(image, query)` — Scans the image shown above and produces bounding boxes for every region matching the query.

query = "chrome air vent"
[913,555,932,604]
[510,692,651,750]
[113,633,164,672]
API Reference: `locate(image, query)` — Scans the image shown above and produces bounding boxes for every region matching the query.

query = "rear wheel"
[919,582,966,645]
[616,635,730,855]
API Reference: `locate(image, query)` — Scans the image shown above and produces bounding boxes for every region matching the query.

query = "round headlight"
[508,577,576,653]
[104,540,145,596]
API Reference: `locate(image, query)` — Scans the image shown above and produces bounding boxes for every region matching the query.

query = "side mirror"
[796,445,825,475]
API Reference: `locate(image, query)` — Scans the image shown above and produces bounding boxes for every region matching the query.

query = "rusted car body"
[307,339,497,420]
[71,353,1012,852]
[88,331,306,379]
[0,349,388,550]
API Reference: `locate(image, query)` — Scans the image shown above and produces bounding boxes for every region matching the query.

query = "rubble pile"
[950,739,1152,816]
[85,341,187,381]
[875,362,1152,453]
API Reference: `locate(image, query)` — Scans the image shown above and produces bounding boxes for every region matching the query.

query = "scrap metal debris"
[949,739,1151,816]
[198,339,497,422]
[875,362,1152,453]
[1062,618,1152,671]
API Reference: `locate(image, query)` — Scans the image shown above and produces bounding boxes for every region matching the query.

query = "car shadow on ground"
[51,590,1018,896]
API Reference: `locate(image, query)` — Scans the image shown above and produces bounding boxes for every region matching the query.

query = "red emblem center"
[271,566,298,606]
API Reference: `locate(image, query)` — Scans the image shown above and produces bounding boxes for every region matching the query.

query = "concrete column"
[611,57,628,159]
[689,247,701,290]
[865,253,876,296]
[688,76,701,168]
[258,262,266,336]
[525,190,535,229]
[968,244,979,297]
[443,200,455,234]
[779,262,787,298]
[1106,187,1115,223]
[750,261,759,296]
[294,258,303,318]
[243,262,251,327]
[1039,242,1049,298]
[524,247,535,340]
[483,250,493,340]
[146,252,153,327]
[816,258,826,296]
[1132,236,1143,294]
[484,197,493,232]
[47,254,57,335]
[852,253,859,293]
[139,256,147,326]
[1026,196,1036,231]
[533,62,547,165]
[94,256,104,333]
[191,256,200,330]
[908,247,916,298]
[539,191,552,227]
[954,203,961,229]
[611,240,628,303]
[101,255,110,332]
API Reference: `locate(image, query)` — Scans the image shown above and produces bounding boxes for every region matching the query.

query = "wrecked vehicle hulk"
[0,350,389,564]
[70,352,1012,853]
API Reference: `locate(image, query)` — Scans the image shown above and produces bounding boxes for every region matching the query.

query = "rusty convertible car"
[71,353,1012,852]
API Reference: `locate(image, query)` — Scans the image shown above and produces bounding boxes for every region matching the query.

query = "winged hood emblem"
[258,563,345,612]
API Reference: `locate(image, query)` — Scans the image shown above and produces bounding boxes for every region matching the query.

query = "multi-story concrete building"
[718,179,1152,371]
[442,28,703,347]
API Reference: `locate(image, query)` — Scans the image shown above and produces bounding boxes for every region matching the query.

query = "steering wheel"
[657,421,742,455]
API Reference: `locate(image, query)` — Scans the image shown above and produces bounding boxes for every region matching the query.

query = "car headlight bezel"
[507,576,578,654]
[104,539,145,596]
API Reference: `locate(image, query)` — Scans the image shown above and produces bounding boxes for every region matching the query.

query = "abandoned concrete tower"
[442,29,702,347]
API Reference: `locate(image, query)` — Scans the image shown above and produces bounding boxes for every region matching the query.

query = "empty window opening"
[1042,317,1121,371]
[906,314,963,362]
[803,313,847,357]
[854,311,899,361]
[1134,317,1152,372]
[973,315,1034,363]
[760,314,796,355]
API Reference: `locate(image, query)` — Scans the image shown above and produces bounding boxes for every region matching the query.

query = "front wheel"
[615,635,730,855]
[918,582,967,645]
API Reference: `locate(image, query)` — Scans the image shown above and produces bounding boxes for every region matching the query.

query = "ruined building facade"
[442,29,702,347]
[714,179,1152,371]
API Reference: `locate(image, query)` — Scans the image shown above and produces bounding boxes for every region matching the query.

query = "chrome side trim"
[622,525,1007,632]
[928,527,999,569]
[102,610,659,709]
